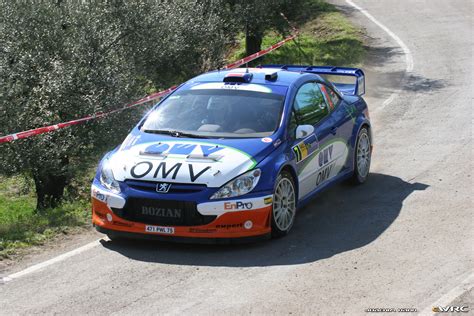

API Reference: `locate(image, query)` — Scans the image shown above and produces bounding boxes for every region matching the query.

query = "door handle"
[330,126,338,135]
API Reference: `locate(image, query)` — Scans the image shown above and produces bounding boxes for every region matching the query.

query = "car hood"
[107,132,280,188]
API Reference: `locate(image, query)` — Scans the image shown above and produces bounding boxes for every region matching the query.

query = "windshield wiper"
[142,129,207,138]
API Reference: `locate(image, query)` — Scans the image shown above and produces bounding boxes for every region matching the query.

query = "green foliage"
[230,10,365,67]
[0,1,234,209]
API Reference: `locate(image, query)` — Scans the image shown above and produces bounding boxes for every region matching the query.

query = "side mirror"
[295,125,314,139]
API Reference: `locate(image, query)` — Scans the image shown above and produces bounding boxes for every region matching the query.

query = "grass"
[0,175,91,259]
[228,3,365,67]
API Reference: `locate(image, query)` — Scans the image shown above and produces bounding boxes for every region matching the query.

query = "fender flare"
[275,162,300,204]
[350,118,372,171]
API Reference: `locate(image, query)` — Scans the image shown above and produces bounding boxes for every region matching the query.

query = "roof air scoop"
[265,72,278,81]
[223,72,253,83]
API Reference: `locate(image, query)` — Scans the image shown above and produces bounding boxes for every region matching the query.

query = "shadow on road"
[101,173,428,267]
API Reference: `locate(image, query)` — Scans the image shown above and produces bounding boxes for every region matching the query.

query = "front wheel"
[351,126,371,184]
[271,171,297,238]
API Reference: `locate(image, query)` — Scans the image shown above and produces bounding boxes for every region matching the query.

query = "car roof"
[190,67,321,86]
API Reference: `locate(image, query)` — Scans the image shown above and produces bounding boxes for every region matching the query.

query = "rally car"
[91,65,372,243]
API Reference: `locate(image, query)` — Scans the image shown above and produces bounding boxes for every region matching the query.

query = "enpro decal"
[197,195,273,216]
[224,201,253,210]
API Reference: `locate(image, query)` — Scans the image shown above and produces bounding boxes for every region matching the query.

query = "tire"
[351,126,371,184]
[271,170,297,238]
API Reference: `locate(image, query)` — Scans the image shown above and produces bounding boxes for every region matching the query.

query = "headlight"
[210,169,261,199]
[99,159,121,194]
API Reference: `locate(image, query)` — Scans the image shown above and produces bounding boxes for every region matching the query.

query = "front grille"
[112,198,216,226]
[125,180,206,194]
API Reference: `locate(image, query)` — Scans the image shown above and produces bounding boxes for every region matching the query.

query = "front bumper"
[91,184,273,240]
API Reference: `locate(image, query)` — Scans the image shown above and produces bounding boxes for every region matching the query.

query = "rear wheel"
[271,171,297,237]
[351,126,371,184]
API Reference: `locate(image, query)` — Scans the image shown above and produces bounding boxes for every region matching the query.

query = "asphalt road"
[1,0,472,315]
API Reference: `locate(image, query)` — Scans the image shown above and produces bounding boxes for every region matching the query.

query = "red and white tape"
[0,19,298,145]
[0,86,177,144]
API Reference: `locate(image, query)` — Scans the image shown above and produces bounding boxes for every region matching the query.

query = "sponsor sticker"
[244,220,253,230]
[189,228,217,233]
[292,134,317,163]
[224,201,253,210]
[261,137,272,143]
[112,220,133,227]
[92,189,107,203]
[142,206,182,218]
[106,213,113,222]
[190,82,272,93]
[216,223,243,229]
[145,225,175,234]
[264,197,273,205]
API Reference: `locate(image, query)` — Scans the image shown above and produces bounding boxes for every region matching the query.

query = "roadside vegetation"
[0,0,365,259]
[229,3,364,66]
[0,174,91,258]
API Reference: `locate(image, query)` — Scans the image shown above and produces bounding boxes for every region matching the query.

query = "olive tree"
[0,0,232,210]
[227,0,305,56]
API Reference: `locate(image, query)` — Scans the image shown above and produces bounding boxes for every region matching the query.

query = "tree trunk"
[245,26,263,57]
[33,172,68,211]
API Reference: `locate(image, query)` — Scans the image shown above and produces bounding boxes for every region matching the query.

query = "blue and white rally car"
[91,65,372,242]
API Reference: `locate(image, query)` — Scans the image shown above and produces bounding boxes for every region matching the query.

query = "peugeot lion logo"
[156,182,171,193]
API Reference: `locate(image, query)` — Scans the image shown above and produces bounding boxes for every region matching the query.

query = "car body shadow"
[100,173,428,267]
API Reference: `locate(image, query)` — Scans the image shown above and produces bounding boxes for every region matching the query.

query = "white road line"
[345,1,473,312]
[345,0,413,109]
[418,272,474,315]
[1,239,103,284]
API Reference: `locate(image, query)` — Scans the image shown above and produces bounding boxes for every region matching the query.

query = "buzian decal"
[298,139,349,198]
[109,141,257,188]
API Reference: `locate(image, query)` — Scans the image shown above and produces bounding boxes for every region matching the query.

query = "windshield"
[141,87,285,138]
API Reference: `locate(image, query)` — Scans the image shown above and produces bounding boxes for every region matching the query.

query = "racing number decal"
[292,134,318,163]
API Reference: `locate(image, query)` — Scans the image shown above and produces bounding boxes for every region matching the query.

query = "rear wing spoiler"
[261,65,365,96]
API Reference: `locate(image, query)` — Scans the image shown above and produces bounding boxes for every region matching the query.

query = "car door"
[289,81,334,199]
[319,83,353,173]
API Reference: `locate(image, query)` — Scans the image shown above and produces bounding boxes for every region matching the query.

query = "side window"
[293,82,329,125]
[318,83,341,110]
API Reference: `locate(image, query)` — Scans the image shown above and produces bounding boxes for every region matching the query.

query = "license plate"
[145,225,175,234]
